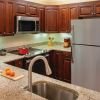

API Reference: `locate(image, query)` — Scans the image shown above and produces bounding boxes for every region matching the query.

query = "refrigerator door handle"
[71,24,75,44]
[71,45,74,63]
[71,25,75,63]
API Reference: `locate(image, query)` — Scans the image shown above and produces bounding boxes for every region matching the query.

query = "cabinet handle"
[94,12,96,15]
[91,12,94,15]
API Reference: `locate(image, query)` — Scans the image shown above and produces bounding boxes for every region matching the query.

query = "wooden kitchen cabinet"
[78,2,93,17]
[0,0,5,35]
[27,2,38,16]
[6,59,24,68]
[49,50,71,83]
[63,59,71,83]
[38,7,45,32]
[94,1,100,17]
[0,0,15,36]
[15,1,28,15]
[59,6,70,32]
[45,6,59,32]
[69,4,79,19]
[78,1,100,18]
[68,4,79,32]
[5,0,15,35]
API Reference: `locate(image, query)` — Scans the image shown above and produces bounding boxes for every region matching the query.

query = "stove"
[9,47,49,58]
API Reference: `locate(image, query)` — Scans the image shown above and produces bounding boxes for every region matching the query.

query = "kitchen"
[0,0,100,100]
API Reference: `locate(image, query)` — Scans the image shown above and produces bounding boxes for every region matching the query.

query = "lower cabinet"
[6,59,24,68]
[6,51,71,83]
[63,59,71,83]
[49,50,71,83]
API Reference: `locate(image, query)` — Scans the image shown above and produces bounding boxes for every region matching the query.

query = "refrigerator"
[71,18,100,92]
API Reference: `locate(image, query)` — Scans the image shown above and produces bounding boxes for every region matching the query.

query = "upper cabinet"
[15,1,40,16]
[78,1,100,18]
[68,4,79,19]
[45,6,59,33]
[0,0,14,36]
[38,7,45,32]
[68,4,79,32]
[0,0,5,35]
[15,1,27,15]
[94,1,100,17]
[5,0,15,35]
[27,2,38,16]
[78,2,94,17]
[0,0,100,36]
[59,6,70,32]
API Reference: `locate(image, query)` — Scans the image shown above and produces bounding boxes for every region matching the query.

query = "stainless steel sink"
[24,81,78,100]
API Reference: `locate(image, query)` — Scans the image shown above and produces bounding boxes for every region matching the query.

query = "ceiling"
[25,0,96,5]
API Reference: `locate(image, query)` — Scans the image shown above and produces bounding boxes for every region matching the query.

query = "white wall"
[25,0,97,5]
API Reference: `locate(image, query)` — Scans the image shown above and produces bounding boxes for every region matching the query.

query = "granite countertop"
[33,44,71,52]
[0,53,24,63]
[0,44,71,63]
[0,63,100,100]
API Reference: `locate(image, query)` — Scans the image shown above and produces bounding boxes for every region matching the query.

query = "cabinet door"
[68,4,79,32]
[63,60,71,83]
[15,1,27,15]
[16,59,23,68]
[54,51,64,80]
[7,59,23,68]
[0,0,5,35]
[4,0,15,35]
[94,1,100,17]
[38,7,45,32]
[28,4,37,16]
[69,4,78,19]
[49,51,56,77]
[59,7,69,32]
[78,2,94,17]
[49,50,71,82]
[45,6,59,32]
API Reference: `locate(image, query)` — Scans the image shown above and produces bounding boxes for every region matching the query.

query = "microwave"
[15,16,40,33]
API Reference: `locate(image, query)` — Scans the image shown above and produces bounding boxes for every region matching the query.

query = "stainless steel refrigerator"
[71,18,100,92]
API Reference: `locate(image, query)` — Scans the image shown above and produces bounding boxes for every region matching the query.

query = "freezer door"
[71,45,100,92]
[71,19,100,45]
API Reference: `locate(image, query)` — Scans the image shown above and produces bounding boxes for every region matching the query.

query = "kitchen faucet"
[28,55,52,92]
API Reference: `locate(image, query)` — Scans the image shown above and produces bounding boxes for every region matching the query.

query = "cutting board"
[1,72,24,81]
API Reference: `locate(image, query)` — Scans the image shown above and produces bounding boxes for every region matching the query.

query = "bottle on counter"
[48,37,54,46]
[63,38,71,48]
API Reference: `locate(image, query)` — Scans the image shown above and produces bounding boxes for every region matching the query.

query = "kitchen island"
[0,62,100,100]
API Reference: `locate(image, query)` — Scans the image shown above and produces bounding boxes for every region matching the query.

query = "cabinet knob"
[94,12,96,15]
[91,12,94,15]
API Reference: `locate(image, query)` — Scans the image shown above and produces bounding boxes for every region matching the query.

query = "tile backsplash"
[0,33,71,49]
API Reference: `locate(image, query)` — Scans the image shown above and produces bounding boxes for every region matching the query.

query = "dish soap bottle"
[48,37,54,46]
[48,37,52,46]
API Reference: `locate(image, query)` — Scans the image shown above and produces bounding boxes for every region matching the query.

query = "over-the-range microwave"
[15,16,40,33]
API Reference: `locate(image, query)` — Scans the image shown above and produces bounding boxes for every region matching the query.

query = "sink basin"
[24,81,78,100]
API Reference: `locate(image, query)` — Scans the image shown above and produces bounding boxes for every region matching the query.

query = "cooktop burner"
[9,47,49,58]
